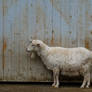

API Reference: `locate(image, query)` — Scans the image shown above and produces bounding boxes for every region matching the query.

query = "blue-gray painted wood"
[0,0,92,81]
[0,0,3,80]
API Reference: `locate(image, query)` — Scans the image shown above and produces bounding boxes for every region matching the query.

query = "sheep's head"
[26,40,43,52]
[26,40,44,58]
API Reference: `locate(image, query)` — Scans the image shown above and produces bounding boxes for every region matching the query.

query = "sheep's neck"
[37,46,49,64]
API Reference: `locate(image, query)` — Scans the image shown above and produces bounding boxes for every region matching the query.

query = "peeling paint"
[3,39,7,52]
[30,3,32,7]
[51,30,54,45]
[2,39,7,71]
[90,31,92,34]
[69,31,72,34]
[85,38,89,49]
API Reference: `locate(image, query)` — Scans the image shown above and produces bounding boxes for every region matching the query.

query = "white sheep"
[26,40,92,88]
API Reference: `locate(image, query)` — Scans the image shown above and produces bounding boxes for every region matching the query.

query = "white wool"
[27,40,92,75]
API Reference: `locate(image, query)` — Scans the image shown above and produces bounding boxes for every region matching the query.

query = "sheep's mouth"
[26,48,32,52]
[26,51,32,56]
[26,50,31,53]
[26,48,32,55]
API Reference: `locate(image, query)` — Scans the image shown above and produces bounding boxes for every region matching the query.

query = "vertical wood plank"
[0,0,3,80]
[3,0,17,80]
[68,0,78,47]
[51,0,62,46]
[17,0,29,81]
[77,0,86,47]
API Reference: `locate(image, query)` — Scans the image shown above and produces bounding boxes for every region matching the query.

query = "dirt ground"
[0,82,92,92]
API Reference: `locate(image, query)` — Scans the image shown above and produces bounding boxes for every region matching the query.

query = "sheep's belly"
[61,71,80,76]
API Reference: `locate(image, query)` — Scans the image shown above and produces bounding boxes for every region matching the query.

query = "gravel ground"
[0,82,92,92]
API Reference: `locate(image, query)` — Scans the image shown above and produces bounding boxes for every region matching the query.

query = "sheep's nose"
[26,48,31,52]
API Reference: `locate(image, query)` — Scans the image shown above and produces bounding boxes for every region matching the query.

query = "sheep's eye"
[32,44,35,46]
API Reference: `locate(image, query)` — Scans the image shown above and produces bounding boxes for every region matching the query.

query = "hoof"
[80,86,84,88]
[52,83,55,87]
[86,86,89,88]
[54,85,59,88]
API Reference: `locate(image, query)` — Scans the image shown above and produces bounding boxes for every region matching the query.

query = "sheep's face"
[26,40,42,52]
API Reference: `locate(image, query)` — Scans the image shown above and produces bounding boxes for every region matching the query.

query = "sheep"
[26,39,92,88]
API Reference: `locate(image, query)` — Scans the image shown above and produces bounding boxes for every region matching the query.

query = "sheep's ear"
[37,44,40,47]
[29,37,33,43]
[29,39,32,43]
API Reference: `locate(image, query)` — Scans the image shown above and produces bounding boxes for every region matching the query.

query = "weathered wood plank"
[17,0,29,81]
[0,0,3,80]
[3,0,17,80]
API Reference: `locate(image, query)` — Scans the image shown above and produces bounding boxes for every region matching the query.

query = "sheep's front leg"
[55,71,59,88]
[52,67,60,88]
[52,71,56,87]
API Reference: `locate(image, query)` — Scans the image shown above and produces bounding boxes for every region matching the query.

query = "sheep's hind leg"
[80,78,86,88]
[86,73,90,88]
[80,73,90,88]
